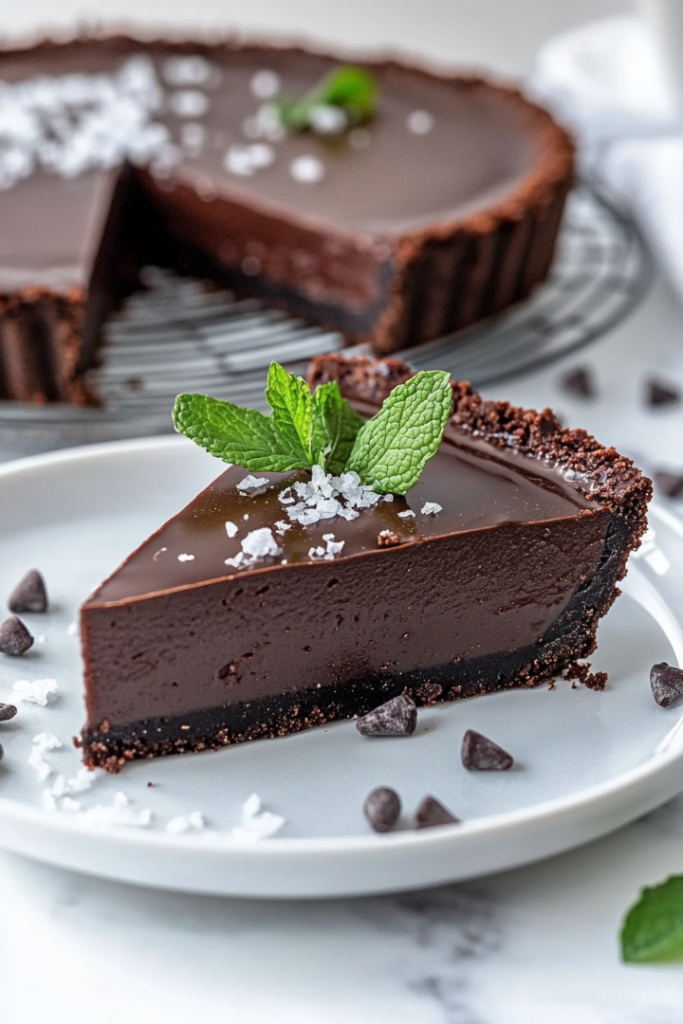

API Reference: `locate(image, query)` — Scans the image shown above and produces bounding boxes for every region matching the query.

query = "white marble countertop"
[6,2,683,1019]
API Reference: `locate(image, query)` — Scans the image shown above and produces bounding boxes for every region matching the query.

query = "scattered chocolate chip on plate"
[8,570,48,614]
[356,695,417,737]
[363,787,401,833]
[461,729,514,771]
[650,662,683,708]
[560,366,595,399]
[415,795,459,829]
[653,472,683,499]
[0,703,17,722]
[646,378,680,408]
[0,616,34,656]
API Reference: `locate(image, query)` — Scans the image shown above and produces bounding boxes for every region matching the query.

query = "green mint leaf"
[346,371,452,494]
[265,361,314,465]
[311,381,364,474]
[621,876,683,963]
[276,65,378,133]
[172,392,309,472]
[320,66,378,122]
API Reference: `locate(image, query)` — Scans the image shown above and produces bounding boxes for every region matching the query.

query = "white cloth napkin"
[531,15,683,304]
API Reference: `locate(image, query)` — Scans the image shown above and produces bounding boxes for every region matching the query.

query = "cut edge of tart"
[0,35,574,403]
[78,355,650,772]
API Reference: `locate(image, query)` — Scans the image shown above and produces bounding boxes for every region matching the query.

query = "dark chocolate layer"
[81,507,629,773]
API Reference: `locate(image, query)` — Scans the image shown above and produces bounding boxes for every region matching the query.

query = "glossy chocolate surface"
[91,414,596,605]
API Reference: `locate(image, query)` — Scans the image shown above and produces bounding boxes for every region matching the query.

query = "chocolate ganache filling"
[80,398,617,773]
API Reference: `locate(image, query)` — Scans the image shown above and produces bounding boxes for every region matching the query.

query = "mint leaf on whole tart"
[621,876,683,963]
[275,65,379,134]
[173,362,451,494]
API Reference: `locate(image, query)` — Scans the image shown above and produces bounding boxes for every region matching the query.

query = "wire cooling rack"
[0,183,652,459]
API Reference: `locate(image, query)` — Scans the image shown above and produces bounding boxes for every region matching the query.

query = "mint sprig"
[173,362,451,494]
[621,876,683,963]
[275,65,378,134]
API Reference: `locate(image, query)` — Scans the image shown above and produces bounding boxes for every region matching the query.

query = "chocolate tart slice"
[0,36,574,402]
[79,355,650,772]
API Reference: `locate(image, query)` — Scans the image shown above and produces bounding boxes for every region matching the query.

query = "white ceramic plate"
[0,436,682,899]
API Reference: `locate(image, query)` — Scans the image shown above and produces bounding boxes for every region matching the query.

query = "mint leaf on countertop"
[276,65,378,134]
[311,380,364,475]
[346,371,452,494]
[173,392,309,473]
[621,876,683,963]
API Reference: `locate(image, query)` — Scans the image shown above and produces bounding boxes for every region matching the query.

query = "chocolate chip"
[0,703,17,722]
[8,570,48,613]
[0,616,34,656]
[561,367,595,399]
[461,729,513,770]
[653,472,683,498]
[646,379,680,408]
[356,694,417,737]
[364,786,401,832]
[377,530,401,548]
[651,662,683,707]
[414,795,459,829]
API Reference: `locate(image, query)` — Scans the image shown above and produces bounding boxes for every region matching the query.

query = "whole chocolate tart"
[79,355,650,772]
[0,36,574,403]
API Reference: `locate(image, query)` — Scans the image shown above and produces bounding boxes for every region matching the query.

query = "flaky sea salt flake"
[250,69,281,99]
[81,791,152,828]
[421,502,443,515]
[166,810,206,835]
[29,731,62,781]
[225,521,239,538]
[290,154,325,183]
[398,510,416,519]
[231,792,284,842]
[407,110,434,134]
[236,475,270,493]
[241,528,281,560]
[13,678,58,705]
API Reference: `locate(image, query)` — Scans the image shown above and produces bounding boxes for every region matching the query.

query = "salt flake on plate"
[225,521,239,538]
[28,731,62,781]
[177,553,195,562]
[13,678,58,705]
[397,510,416,519]
[421,502,443,515]
[231,793,284,842]
[80,792,152,828]
[166,810,206,835]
